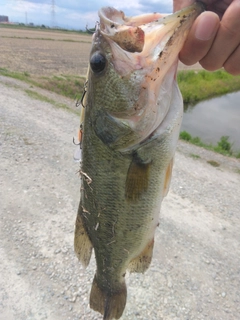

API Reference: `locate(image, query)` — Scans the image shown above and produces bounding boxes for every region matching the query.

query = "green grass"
[1,68,240,156]
[189,153,201,159]
[178,69,240,104]
[207,160,220,167]
[0,68,31,82]
[180,131,240,158]
[0,23,88,34]
[24,89,78,114]
[0,35,90,43]
[37,74,85,99]
[1,68,240,105]
[0,68,85,100]
[1,36,55,40]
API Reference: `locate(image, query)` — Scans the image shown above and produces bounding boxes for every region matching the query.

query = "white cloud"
[1,0,173,29]
[105,0,143,10]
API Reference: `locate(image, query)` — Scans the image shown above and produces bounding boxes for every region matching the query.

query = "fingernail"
[195,12,219,41]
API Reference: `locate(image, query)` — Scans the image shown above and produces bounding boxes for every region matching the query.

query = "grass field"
[0,27,92,77]
[178,69,240,104]
[1,26,240,158]
[1,25,240,104]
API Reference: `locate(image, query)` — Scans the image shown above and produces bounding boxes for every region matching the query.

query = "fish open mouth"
[92,3,205,151]
[98,3,205,64]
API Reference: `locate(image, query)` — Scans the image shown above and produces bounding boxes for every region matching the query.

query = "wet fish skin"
[74,3,204,320]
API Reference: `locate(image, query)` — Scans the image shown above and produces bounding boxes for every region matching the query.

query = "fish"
[74,2,204,319]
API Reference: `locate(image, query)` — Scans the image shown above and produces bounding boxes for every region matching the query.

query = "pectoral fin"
[74,205,93,268]
[125,154,151,202]
[128,239,154,273]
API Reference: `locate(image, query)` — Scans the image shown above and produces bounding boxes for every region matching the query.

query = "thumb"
[179,11,220,65]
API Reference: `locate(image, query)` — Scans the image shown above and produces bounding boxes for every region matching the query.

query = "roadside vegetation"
[180,131,240,158]
[1,68,240,106]
[0,35,90,43]
[0,23,88,34]
[24,89,78,114]
[178,69,240,104]
[1,67,240,158]
[0,68,85,101]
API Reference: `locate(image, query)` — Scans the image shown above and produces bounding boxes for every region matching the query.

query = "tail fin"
[90,275,127,320]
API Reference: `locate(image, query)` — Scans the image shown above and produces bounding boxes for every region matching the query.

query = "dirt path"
[0,77,240,320]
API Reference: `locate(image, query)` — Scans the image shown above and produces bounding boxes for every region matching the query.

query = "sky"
[0,0,173,30]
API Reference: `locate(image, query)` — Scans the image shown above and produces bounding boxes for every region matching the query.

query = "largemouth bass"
[74,3,204,319]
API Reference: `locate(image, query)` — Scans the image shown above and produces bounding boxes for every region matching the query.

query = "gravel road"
[0,76,240,320]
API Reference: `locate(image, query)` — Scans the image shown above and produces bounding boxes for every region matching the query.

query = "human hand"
[174,0,240,75]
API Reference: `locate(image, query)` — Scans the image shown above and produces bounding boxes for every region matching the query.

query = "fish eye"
[90,51,106,73]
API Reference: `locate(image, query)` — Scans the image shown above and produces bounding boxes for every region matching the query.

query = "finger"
[203,0,230,18]
[200,0,240,71]
[224,45,240,75]
[179,12,220,65]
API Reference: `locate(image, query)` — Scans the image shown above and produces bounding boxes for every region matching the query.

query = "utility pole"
[51,0,55,27]
[25,11,28,25]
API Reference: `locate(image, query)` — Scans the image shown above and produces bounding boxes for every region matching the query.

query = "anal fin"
[90,275,127,320]
[74,208,92,268]
[128,239,154,273]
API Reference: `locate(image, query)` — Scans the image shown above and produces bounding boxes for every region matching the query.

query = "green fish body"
[74,3,204,319]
